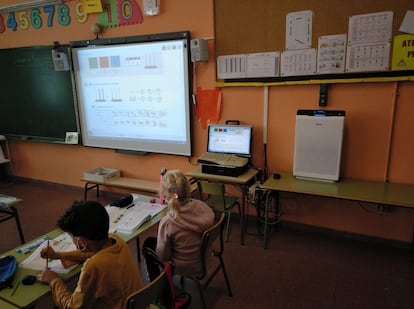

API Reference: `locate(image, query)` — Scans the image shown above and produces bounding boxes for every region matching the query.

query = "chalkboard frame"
[0,45,79,143]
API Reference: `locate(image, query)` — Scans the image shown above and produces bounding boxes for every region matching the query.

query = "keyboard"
[198,152,249,167]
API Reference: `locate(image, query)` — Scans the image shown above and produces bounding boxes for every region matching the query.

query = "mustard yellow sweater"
[50,234,143,309]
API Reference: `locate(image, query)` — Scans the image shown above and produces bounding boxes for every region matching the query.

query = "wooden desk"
[81,177,160,200]
[0,229,66,309]
[0,194,167,308]
[0,299,18,308]
[186,167,258,245]
[0,195,25,244]
[260,172,414,249]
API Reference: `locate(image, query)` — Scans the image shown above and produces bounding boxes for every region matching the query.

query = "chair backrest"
[126,265,173,309]
[197,180,225,197]
[197,181,227,210]
[196,213,225,280]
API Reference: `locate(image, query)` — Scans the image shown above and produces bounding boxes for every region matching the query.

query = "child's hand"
[40,246,59,260]
[37,268,59,284]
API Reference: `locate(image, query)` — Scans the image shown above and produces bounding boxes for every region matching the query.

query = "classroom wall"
[1,0,414,243]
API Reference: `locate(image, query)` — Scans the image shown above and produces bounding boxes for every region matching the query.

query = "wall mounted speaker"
[293,110,345,182]
[190,38,208,62]
[52,50,69,71]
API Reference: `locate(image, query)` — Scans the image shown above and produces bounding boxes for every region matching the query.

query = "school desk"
[0,194,167,308]
[186,167,258,245]
[260,172,414,249]
[0,299,18,308]
[0,195,25,244]
[81,177,160,200]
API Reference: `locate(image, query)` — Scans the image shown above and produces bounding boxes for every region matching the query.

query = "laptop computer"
[198,124,253,167]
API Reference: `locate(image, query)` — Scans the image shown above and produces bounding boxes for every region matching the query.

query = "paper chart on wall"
[345,11,392,73]
[348,11,393,45]
[286,10,313,50]
[281,48,316,76]
[246,52,280,77]
[317,34,347,74]
[345,42,391,72]
[399,10,414,34]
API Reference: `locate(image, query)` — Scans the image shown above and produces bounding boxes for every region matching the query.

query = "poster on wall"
[281,48,317,76]
[285,10,313,50]
[345,11,393,72]
[392,34,414,70]
[317,34,346,74]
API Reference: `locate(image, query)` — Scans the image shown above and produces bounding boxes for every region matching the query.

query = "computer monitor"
[207,124,253,157]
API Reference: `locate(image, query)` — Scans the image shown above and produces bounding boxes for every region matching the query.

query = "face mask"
[75,237,87,252]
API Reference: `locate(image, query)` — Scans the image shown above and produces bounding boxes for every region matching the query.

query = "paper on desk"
[106,200,167,234]
[0,196,17,204]
[20,233,78,274]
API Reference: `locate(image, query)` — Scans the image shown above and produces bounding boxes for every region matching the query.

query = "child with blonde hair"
[143,169,215,280]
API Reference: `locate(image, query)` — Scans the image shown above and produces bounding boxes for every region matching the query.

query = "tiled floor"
[1,178,414,308]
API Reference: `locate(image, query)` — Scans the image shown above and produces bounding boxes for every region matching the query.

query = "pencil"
[46,240,50,269]
[10,280,20,296]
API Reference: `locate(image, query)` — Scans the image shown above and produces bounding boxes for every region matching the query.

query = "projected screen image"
[71,32,192,156]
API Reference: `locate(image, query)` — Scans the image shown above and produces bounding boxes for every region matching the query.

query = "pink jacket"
[156,199,215,276]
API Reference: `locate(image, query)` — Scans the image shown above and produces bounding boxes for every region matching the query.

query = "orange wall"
[1,0,414,243]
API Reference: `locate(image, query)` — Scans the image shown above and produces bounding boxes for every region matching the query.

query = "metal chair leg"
[219,256,233,297]
[264,190,271,249]
[11,206,25,244]
[136,237,141,262]
[195,280,207,309]
[225,212,231,242]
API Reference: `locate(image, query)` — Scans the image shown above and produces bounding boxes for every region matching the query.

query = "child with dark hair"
[143,169,215,280]
[37,200,144,309]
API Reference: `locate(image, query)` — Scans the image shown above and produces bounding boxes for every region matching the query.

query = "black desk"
[261,172,414,249]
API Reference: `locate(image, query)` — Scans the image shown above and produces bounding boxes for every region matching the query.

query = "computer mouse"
[273,173,281,179]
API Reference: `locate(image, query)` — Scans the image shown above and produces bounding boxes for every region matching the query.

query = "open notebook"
[106,197,167,234]
[198,124,252,167]
[20,233,78,274]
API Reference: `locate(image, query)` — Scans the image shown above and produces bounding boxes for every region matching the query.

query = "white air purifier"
[293,110,345,182]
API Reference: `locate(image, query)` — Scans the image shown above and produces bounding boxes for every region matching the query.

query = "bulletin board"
[0,45,78,143]
[214,0,414,80]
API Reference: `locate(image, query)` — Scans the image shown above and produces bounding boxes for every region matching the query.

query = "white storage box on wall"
[293,110,346,182]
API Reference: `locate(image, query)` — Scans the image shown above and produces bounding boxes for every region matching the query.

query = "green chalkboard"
[0,45,78,143]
